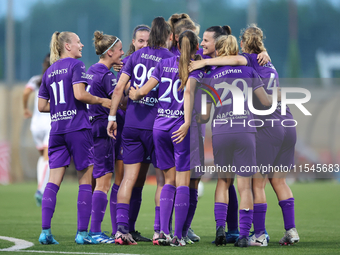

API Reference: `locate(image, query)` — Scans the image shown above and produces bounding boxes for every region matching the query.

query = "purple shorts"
[49,129,94,171]
[256,126,296,174]
[93,136,115,179]
[121,127,157,166]
[190,123,205,178]
[212,132,256,177]
[153,125,190,172]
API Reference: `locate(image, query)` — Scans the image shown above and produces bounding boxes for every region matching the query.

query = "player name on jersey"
[48,68,68,78]
[163,67,178,73]
[213,68,243,79]
[141,53,162,62]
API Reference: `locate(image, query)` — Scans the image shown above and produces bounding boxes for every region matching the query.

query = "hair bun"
[94,31,104,42]
[222,25,232,35]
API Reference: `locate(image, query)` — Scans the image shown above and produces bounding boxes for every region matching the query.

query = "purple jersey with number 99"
[121,46,174,130]
[38,58,91,135]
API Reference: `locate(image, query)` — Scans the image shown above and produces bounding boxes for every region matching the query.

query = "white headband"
[101,37,120,56]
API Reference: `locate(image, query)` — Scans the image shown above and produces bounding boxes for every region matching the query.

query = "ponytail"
[178,36,191,90]
[49,31,73,64]
[215,35,239,57]
[168,13,190,47]
[50,32,61,64]
[148,17,171,49]
[178,30,199,90]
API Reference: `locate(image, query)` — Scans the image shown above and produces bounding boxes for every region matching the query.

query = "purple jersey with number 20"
[151,56,204,130]
[39,57,91,134]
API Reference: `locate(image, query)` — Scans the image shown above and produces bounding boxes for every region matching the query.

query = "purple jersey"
[151,56,204,131]
[169,45,181,57]
[87,63,117,137]
[204,65,264,135]
[122,46,174,130]
[242,53,293,126]
[39,57,91,135]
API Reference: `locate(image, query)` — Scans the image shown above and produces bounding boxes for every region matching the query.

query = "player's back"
[39,58,90,134]
[204,64,264,135]
[122,46,174,130]
[243,53,293,124]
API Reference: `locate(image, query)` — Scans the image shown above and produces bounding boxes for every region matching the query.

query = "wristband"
[108,115,116,122]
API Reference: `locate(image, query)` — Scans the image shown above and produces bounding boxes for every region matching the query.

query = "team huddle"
[31,13,299,248]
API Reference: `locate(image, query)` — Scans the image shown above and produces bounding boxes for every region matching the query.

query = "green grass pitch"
[0,181,339,254]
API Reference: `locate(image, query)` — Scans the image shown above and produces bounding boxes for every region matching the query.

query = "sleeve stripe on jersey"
[150,75,160,82]
[72,80,87,85]
[122,71,131,77]
[38,95,49,100]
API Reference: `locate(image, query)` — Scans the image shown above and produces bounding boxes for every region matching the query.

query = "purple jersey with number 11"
[121,46,174,130]
[39,58,91,135]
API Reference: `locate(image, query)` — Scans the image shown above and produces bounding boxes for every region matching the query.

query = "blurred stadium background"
[0,0,340,184]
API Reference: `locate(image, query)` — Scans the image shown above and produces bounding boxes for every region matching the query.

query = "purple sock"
[90,190,108,233]
[77,184,92,232]
[253,203,267,238]
[215,202,228,230]
[174,186,190,239]
[279,197,295,230]
[154,206,160,233]
[129,187,143,232]
[239,209,254,239]
[227,185,238,232]
[41,182,59,229]
[116,203,129,234]
[160,184,176,234]
[110,184,119,235]
[182,188,198,237]
[169,203,174,234]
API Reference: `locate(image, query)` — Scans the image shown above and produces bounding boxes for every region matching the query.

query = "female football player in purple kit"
[199,25,244,243]
[113,24,154,243]
[38,31,111,245]
[107,17,174,245]
[240,25,299,246]
[191,25,272,244]
[190,24,298,246]
[129,29,204,247]
[86,31,124,244]
[197,35,278,248]
[167,13,202,244]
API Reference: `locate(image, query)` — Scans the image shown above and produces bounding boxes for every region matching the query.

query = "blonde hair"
[49,31,73,64]
[240,24,266,54]
[93,31,119,58]
[215,35,239,57]
[178,30,200,90]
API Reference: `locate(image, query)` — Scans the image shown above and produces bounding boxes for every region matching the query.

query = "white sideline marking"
[0,236,34,251]
[0,236,140,255]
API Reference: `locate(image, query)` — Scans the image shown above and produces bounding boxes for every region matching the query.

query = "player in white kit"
[22,54,51,206]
